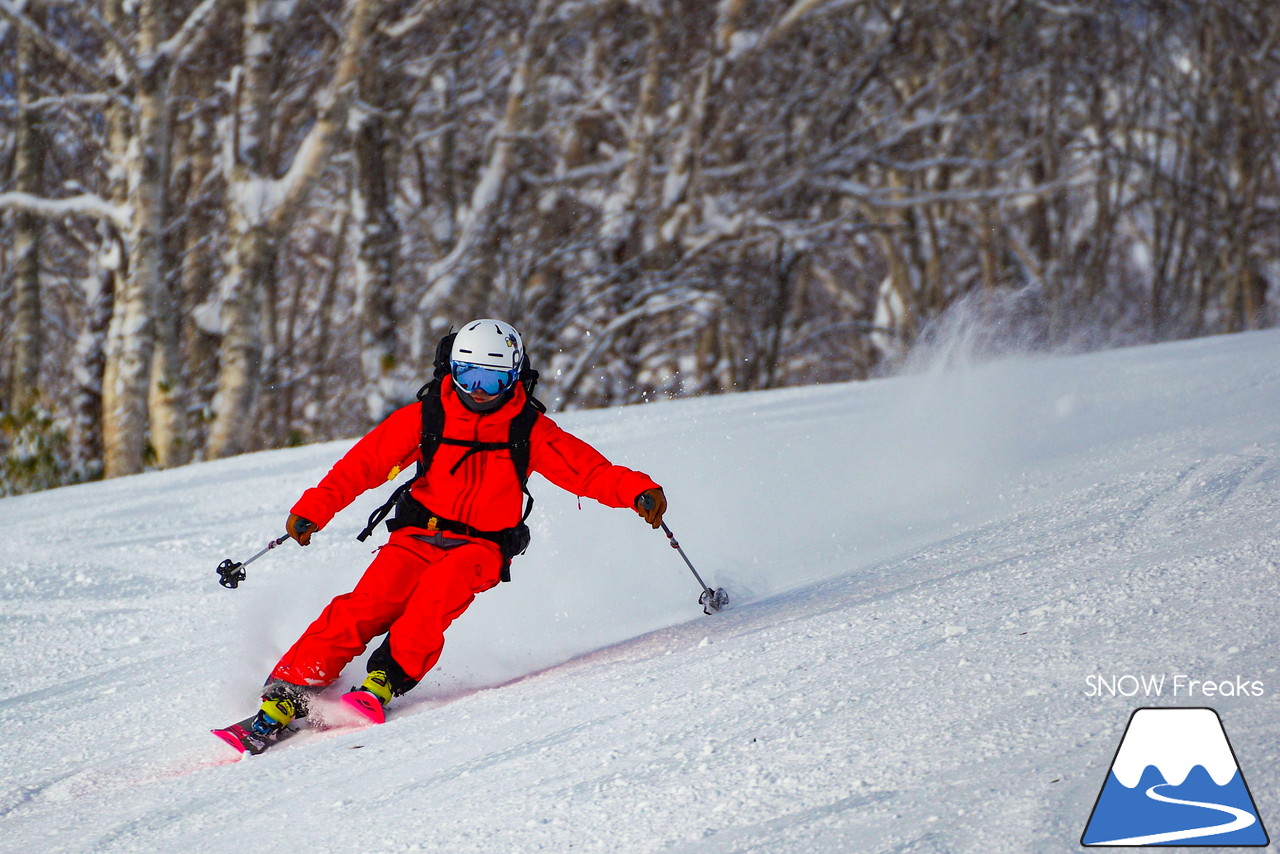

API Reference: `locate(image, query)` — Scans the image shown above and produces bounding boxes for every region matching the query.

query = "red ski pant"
[270,532,503,688]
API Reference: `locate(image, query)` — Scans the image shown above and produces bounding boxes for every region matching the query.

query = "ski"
[340,689,386,724]
[212,692,386,756]
[211,714,300,756]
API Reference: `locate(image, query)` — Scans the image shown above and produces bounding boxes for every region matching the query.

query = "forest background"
[0,0,1276,494]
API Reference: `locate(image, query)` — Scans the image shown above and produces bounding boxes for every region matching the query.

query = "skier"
[243,318,666,747]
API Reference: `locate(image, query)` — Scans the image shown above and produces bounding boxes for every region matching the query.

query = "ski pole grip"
[637,494,677,544]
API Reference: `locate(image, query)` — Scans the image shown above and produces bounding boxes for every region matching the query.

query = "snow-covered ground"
[3,330,1280,853]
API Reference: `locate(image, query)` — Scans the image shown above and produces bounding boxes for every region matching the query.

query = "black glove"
[286,514,316,546]
[634,488,667,529]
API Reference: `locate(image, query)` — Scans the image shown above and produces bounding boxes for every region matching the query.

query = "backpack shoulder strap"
[356,379,439,542]
[508,403,541,485]
[508,402,541,523]
[418,377,446,473]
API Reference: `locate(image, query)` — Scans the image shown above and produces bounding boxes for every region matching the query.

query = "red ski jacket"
[291,379,660,539]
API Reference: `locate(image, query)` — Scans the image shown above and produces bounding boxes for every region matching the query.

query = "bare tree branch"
[0,191,130,231]
[381,0,446,39]
[159,0,238,75]
[64,3,143,86]
[0,0,117,91]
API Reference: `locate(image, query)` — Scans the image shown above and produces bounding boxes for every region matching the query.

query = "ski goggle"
[452,361,519,396]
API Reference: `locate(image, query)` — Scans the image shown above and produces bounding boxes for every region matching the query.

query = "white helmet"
[451,318,524,369]
[450,318,524,401]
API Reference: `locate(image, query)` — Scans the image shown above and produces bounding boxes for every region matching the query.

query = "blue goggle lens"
[452,361,518,396]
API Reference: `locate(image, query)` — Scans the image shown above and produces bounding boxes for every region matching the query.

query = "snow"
[229,174,287,225]
[3,329,1280,852]
[0,191,131,232]
[158,0,234,67]
[1110,708,1238,787]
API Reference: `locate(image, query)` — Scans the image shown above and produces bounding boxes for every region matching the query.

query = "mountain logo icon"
[1082,707,1269,847]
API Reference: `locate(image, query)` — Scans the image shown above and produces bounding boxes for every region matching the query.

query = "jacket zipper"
[456,415,484,523]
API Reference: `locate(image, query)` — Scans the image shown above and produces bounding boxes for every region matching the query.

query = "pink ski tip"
[341,691,386,724]
[212,728,248,754]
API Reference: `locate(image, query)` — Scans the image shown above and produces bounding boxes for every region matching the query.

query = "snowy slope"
[2,330,1280,853]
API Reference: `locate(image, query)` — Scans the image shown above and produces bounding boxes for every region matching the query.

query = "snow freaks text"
[1085,674,1265,699]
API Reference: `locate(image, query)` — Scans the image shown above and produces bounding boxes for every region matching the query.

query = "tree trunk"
[600,3,662,261]
[150,91,191,468]
[354,46,401,424]
[71,225,120,482]
[206,0,281,460]
[69,59,133,480]
[179,86,221,453]
[208,0,383,459]
[149,265,189,467]
[305,210,350,439]
[206,224,273,458]
[416,0,555,318]
[657,0,745,247]
[102,0,173,478]
[10,1,45,411]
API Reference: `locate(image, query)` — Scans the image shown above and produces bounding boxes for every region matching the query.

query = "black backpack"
[357,332,546,581]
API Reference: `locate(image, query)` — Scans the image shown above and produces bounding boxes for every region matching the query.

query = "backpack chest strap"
[431,435,529,475]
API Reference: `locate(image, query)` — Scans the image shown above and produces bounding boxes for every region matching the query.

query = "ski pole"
[216,520,314,589]
[639,495,729,614]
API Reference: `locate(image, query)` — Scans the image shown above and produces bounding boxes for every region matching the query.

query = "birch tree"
[3,0,1280,494]
[9,0,44,412]
[352,23,402,424]
[412,0,557,321]
[206,0,383,459]
[98,0,234,476]
[99,0,169,477]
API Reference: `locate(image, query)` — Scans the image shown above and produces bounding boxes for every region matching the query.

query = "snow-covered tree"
[1,0,1277,494]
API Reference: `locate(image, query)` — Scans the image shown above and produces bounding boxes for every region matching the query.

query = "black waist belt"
[386,495,529,581]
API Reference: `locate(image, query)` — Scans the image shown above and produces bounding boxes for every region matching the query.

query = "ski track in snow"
[2,331,1280,852]
[1092,783,1257,846]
